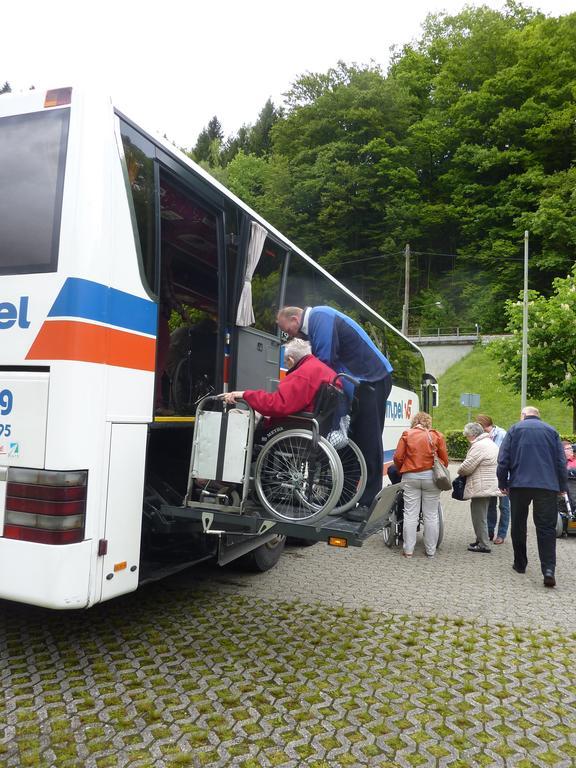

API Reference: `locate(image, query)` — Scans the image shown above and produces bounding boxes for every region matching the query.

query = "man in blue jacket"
[497,406,567,587]
[277,306,393,520]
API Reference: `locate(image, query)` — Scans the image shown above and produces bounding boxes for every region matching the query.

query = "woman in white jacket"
[458,422,500,553]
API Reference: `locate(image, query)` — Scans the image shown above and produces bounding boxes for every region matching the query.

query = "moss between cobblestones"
[1,586,576,767]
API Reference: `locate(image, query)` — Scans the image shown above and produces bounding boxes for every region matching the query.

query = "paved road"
[183,485,576,632]
[2,479,576,768]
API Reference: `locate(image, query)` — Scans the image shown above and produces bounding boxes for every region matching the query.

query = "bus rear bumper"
[0,538,92,609]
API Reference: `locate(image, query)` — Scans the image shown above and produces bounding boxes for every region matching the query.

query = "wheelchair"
[187,375,367,525]
[557,469,576,537]
[381,484,444,549]
[253,375,367,523]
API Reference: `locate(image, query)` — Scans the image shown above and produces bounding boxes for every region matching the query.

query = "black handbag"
[452,475,467,501]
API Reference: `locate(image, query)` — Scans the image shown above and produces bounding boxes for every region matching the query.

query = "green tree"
[489,267,576,429]
[220,99,283,165]
[386,5,576,329]
[192,115,224,164]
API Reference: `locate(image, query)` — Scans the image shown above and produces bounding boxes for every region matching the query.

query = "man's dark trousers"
[351,375,392,507]
[509,487,557,575]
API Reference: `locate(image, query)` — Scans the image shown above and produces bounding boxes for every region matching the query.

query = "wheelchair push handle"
[198,393,255,418]
[332,373,360,388]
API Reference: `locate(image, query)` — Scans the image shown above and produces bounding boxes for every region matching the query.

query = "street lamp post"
[521,230,529,410]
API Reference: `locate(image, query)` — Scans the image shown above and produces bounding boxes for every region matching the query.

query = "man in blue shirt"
[277,306,393,520]
[497,406,567,587]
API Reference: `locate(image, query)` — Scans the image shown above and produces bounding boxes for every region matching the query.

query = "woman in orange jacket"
[393,411,449,558]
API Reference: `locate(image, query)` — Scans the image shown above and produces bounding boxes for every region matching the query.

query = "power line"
[336,251,404,267]
[412,250,458,258]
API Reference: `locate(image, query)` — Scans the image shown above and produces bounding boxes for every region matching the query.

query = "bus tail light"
[3,468,87,545]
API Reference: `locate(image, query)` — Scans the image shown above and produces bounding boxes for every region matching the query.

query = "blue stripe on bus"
[48,278,157,336]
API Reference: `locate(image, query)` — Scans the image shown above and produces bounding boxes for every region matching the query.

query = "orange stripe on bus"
[26,320,156,371]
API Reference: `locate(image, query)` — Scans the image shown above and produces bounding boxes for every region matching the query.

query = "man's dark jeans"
[487,494,510,539]
[509,487,557,575]
[351,375,392,507]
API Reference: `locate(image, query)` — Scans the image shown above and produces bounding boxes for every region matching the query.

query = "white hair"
[521,406,540,418]
[463,422,484,439]
[283,338,311,364]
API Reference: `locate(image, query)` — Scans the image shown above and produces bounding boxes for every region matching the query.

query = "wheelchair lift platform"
[169,395,401,549]
[160,484,401,548]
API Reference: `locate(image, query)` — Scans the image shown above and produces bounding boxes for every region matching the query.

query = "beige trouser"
[470,497,491,549]
[401,470,441,556]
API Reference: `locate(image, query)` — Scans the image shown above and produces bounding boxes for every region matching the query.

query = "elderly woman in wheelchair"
[222,339,366,523]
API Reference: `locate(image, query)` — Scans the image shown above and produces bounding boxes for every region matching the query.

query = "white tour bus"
[0,87,435,609]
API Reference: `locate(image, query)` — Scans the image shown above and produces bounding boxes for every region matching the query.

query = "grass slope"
[432,344,572,434]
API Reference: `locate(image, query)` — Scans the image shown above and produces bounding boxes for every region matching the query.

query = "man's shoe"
[543,570,556,588]
[468,543,491,553]
[346,505,370,522]
[512,564,526,574]
[469,540,479,548]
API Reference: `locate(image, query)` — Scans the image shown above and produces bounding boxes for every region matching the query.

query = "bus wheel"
[242,535,286,572]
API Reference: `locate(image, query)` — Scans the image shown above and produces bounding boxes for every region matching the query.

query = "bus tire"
[242,535,286,572]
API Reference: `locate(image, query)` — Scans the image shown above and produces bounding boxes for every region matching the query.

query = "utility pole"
[401,243,410,336]
[521,230,529,410]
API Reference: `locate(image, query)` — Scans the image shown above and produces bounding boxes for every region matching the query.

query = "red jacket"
[393,426,449,473]
[243,354,337,417]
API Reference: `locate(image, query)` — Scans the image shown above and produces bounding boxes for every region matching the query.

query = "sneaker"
[345,505,370,522]
[469,540,479,548]
[543,570,556,588]
[467,543,491,553]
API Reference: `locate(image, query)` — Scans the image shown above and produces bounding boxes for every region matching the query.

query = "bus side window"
[249,236,286,335]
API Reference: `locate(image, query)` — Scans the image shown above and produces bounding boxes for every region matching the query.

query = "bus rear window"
[0,108,69,275]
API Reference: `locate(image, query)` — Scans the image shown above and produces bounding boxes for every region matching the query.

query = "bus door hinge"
[98,539,108,556]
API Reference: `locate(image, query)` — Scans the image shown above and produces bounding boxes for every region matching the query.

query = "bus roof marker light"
[44,88,72,108]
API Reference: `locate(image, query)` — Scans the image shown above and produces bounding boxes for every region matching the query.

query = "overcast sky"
[2,0,574,149]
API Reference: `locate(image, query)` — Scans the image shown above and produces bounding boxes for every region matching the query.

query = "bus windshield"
[0,108,69,275]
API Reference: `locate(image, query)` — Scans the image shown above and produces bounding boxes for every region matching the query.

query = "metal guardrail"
[408,327,480,340]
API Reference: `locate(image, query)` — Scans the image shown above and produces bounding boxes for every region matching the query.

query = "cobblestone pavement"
[1,487,575,768]
[189,488,576,632]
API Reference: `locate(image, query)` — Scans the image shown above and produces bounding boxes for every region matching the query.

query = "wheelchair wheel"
[172,356,214,415]
[254,429,343,523]
[556,512,564,538]
[437,503,444,548]
[382,492,403,548]
[329,439,367,515]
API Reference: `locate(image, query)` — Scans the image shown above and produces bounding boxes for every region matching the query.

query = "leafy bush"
[445,431,469,460]
[445,431,575,461]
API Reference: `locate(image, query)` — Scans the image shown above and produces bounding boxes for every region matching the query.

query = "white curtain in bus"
[236,221,267,326]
